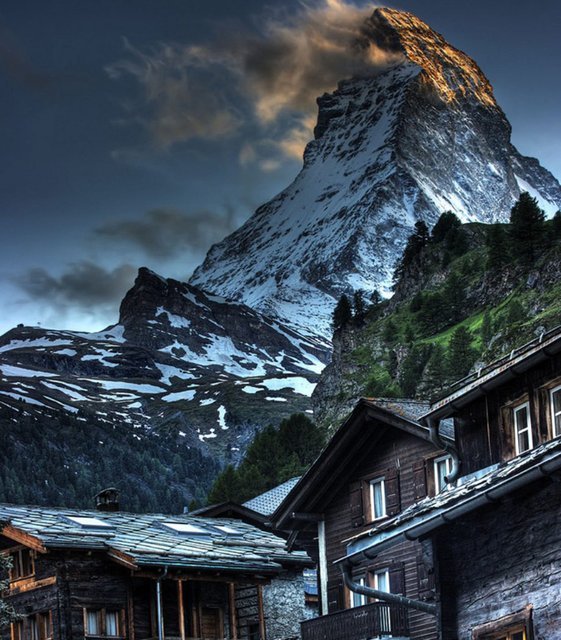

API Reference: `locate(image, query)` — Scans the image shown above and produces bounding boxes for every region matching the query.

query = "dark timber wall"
[324,429,443,640]
[435,477,561,640]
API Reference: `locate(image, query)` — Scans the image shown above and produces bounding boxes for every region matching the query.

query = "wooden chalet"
[345,326,561,639]
[0,498,311,640]
[273,399,454,640]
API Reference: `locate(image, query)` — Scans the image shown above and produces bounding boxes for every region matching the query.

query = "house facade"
[0,500,311,640]
[345,327,561,640]
[273,399,453,640]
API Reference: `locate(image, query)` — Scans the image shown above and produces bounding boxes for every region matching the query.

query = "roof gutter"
[340,563,436,615]
[426,418,461,483]
[342,448,561,565]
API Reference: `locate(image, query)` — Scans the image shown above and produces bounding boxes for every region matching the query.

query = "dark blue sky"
[1,0,560,333]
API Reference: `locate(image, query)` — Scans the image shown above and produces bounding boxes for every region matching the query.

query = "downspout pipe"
[427,417,461,484]
[341,563,436,615]
[156,565,169,640]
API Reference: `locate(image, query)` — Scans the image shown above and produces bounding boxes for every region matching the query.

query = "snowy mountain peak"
[370,8,496,108]
[191,9,561,340]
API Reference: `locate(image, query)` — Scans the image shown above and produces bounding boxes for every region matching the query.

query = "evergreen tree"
[399,344,433,397]
[553,211,561,238]
[353,290,366,324]
[382,318,399,346]
[510,192,545,266]
[431,211,462,243]
[424,343,448,392]
[506,299,526,325]
[486,224,509,270]
[207,465,242,505]
[370,290,382,306]
[481,310,492,346]
[332,294,353,331]
[446,326,476,381]
[393,221,430,283]
[1,556,19,629]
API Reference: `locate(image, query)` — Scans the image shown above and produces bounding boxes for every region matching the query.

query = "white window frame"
[433,455,453,494]
[513,402,533,455]
[373,569,390,594]
[550,384,561,438]
[369,478,386,521]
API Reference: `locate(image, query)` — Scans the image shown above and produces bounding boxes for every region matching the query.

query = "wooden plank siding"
[454,352,561,476]
[322,429,445,640]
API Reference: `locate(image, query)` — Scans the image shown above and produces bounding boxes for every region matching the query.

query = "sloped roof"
[342,436,561,564]
[243,477,302,516]
[274,398,452,528]
[425,325,561,420]
[0,504,310,574]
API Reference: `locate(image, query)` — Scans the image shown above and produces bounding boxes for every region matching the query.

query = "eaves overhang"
[340,440,561,566]
[424,326,561,421]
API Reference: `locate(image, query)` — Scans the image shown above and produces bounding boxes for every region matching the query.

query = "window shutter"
[349,480,364,528]
[412,460,427,500]
[416,551,435,600]
[327,579,344,612]
[385,468,401,516]
[389,562,405,596]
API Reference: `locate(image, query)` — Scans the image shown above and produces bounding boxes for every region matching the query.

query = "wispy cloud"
[107,0,403,164]
[93,207,238,260]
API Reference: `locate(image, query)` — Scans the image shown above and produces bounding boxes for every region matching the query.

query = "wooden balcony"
[301,602,410,640]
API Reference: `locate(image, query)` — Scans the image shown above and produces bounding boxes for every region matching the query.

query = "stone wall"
[263,571,316,640]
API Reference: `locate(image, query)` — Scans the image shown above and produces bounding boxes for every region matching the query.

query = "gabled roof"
[273,398,448,529]
[0,504,311,574]
[243,477,301,516]
[342,436,561,565]
[425,325,561,421]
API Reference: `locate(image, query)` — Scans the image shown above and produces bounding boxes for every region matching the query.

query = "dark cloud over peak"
[94,207,238,261]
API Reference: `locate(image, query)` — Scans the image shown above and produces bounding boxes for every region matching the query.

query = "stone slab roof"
[243,477,302,516]
[0,504,310,574]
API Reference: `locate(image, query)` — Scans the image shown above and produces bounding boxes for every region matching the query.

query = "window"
[84,609,123,638]
[369,478,386,520]
[350,577,367,608]
[11,621,24,640]
[373,569,390,595]
[30,613,52,640]
[10,548,34,581]
[551,385,561,437]
[481,626,526,640]
[434,455,452,494]
[513,403,533,454]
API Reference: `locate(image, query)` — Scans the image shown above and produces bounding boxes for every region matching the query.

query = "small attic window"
[162,522,209,535]
[214,525,241,535]
[66,516,112,529]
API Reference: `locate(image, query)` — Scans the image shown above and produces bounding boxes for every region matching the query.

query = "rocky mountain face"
[0,268,329,507]
[191,8,561,341]
[312,221,561,433]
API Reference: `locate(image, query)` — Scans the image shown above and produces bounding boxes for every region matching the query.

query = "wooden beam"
[257,585,266,640]
[1,525,47,553]
[228,583,238,640]
[9,575,56,595]
[127,583,136,640]
[107,548,139,570]
[178,580,186,640]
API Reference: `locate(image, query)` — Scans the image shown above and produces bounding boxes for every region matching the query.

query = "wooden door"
[200,607,223,640]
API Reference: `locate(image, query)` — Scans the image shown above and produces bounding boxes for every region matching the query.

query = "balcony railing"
[301,602,410,640]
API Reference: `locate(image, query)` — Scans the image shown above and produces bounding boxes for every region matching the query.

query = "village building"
[0,491,312,640]
[273,399,454,640]
[345,327,561,640]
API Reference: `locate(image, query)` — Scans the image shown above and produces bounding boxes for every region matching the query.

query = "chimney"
[95,488,120,512]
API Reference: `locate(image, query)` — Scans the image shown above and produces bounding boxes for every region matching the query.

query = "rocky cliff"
[191,8,561,340]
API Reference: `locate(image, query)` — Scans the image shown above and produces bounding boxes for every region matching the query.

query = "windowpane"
[30,618,39,640]
[86,610,100,635]
[434,456,452,493]
[552,388,561,436]
[514,404,532,454]
[375,570,389,593]
[105,612,119,637]
[351,578,366,607]
[370,479,386,520]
